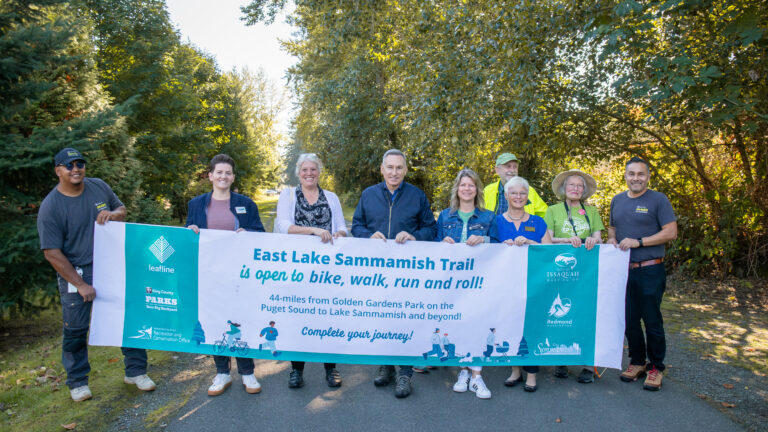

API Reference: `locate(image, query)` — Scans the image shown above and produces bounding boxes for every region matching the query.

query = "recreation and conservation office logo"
[547,253,579,282]
[129,326,153,340]
[149,236,175,263]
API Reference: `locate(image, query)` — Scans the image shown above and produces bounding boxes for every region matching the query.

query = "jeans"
[214,355,255,375]
[625,263,667,371]
[291,361,335,372]
[58,266,147,389]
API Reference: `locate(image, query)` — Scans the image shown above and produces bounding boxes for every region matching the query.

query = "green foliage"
[1,0,285,313]
[0,0,139,315]
[243,0,767,276]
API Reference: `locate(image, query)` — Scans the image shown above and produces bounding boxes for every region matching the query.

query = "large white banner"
[90,222,629,368]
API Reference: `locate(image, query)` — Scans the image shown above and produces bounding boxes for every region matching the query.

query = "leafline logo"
[149,236,175,263]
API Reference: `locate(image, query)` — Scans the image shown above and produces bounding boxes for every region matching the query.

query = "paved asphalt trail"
[166,360,742,432]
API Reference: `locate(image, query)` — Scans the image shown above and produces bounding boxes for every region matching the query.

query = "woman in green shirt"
[543,169,605,383]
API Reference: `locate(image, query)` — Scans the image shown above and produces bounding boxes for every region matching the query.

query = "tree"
[193,320,205,345]
[0,0,139,314]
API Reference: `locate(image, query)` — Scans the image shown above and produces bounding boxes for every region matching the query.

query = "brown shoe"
[620,364,646,382]
[643,368,662,391]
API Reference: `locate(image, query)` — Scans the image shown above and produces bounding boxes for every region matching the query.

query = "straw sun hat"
[551,169,597,201]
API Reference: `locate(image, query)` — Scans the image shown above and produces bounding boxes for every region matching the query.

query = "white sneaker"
[124,374,156,391]
[208,373,232,396]
[469,375,491,399]
[453,369,470,392]
[242,374,262,394]
[70,385,92,402]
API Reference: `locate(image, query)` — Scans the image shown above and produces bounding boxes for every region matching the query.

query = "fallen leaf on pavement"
[61,423,77,430]
[721,402,736,408]
[555,418,562,423]
[107,358,119,364]
[194,355,207,360]
[696,394,708,399]
[723,383,734,389]
[134,403,142,408]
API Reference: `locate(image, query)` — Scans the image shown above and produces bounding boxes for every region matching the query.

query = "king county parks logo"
[548,293,572,318]
[554,253,577,269]
[149,236,175,263]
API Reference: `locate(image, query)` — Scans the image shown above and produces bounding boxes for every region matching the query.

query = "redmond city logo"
[149,236,175,263]
[547,293,574,327]
[129,326,153,340]
[554,253,577,269]
[548,293,571,318]
[534,338,581,356]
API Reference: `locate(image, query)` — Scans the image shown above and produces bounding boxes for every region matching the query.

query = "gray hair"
[295,153,323,178]
[558,174,586,200]
[381,149,407,165]
[504,176,529,195]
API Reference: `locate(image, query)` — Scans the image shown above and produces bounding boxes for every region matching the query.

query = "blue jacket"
[436,207,499,243]
[186,192,265,232]
[351,182,436,241]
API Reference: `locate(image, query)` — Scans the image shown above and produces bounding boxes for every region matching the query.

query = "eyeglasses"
[566,183,585,190]
[507,192,527,196]
[59,161,85,170]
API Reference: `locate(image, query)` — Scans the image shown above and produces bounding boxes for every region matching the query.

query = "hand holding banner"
[90,222,628,368]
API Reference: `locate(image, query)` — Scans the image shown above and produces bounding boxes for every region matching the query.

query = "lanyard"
[564,201,591,239]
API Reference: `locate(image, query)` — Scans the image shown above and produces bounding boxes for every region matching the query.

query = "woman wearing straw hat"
[544,169,605,383]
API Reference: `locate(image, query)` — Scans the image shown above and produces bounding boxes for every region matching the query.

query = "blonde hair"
[449,169,485,210]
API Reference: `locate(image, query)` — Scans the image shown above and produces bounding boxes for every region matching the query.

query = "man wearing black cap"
[37,148,155,402]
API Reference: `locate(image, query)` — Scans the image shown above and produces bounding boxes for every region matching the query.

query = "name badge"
[235,206,247,214]
[524,226,536,232]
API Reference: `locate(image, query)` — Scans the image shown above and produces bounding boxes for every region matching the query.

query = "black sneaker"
[394,374,412,398]
[374,365,396,386]
[554,366,569,378]
[288,369,304,388]
[326,368,342,388]
[578,368,595,384]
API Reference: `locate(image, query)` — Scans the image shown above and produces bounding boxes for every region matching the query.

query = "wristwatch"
[637,237,644,247]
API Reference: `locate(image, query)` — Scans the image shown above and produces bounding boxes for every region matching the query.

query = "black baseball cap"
[54,148,86,166]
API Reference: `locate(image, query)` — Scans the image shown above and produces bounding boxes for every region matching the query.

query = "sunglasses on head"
[59,161,85,170]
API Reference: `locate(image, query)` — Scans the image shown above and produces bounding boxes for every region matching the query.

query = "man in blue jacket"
[352,148,437,398]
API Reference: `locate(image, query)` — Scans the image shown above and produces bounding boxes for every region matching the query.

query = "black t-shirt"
[37,178,123,266]
[609,189,676,262]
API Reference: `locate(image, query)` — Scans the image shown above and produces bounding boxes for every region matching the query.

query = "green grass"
[0,308,176,431]
[663,294,768,376]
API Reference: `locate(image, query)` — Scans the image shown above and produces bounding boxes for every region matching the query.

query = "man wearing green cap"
[483,153,547,217]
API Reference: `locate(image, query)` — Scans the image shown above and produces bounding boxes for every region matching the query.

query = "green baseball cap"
[495,153,518,166]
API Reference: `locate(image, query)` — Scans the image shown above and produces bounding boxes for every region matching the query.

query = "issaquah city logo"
[149,236,175,263]
[554,253,577,269]
[547,253,579,282]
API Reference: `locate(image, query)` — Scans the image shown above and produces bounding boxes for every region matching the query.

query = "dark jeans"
[625,263,667,371]
[379,365,413,377]
[214,355,255,375]
[58,267,147,389]
[291,361,335,372]
[522,366,539,374]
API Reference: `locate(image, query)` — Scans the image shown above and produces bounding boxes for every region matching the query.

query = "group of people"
[37,146,676,403]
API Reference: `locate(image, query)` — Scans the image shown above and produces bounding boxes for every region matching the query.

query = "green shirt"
[544,202,605,239]
[458,210,473,243]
